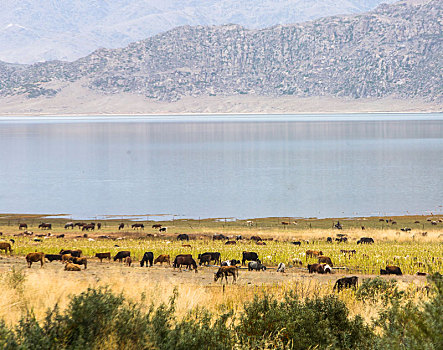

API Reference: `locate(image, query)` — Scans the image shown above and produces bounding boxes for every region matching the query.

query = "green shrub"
[356,278,404,304]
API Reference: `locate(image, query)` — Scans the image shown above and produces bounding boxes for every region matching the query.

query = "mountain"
[0,0,441,106]
[0,0,395,64]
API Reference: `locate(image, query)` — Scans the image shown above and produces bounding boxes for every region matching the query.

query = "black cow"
[82,224,95,231]
[198,252,221,266]
[59,249,82,257]
[333,276,358,292]
[45,254,62,262]
[400,227,412,232]
[221,259,240,266]
[213,234,229,240]
[334,221,342,230]
[38,223,52,230]
[242,251,259,265]
[336,237,348,243]
[248,261,266,271]
[140,252,154,267]
[357,237,374,244]
[131,224,144,229]
[236,235,243,240]
[177,234,189,241]
[326,237,333,243]
[118,223,124,230]
[291,241,302,246]
[114,251,131,262]
[380,265,402,275]
[64,222,74,229]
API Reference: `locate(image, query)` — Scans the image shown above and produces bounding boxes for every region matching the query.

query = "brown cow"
[19,223,28,230]
[256,241,266,245]
[307,263,332,274]
[60,249,82,257]
[250,235,262,241]
[225,240,236,245]
[71,257,88,269]
[154,254,170,265]
[214,266,238,283]
[306,250,323,260]
[26,252,45,268]
[61,254,73,263]
[318,256,333,267]
[64,262,82,271]
[173,254,198,272]
[0,242,12,253]
[95,252,111,262]
[182,244,192,248]
[124,256,132,267]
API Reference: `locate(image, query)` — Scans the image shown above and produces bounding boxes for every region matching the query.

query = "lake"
[0,114,442,219]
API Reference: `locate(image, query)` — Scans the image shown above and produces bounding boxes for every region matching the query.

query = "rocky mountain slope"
[0,0,441,103]
[1,0,394,63]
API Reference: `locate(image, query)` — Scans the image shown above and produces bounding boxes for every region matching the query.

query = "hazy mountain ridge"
[0,0,394,64]
[0,0,441,102]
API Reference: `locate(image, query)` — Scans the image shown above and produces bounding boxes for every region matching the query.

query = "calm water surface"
[0,114,442,219]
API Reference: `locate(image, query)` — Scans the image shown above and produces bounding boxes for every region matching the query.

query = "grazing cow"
[414,221,420,224]
[56,234,65,238]
[114,251,131,262]
[26,252,45,268]
[292,258,303,266]
[248,261,266,271]
[154,254,170,265]
[292,241,302,246]
[131,223,144,229]
[95,252,111,262]
[0,242,12,253]
[64,222,74,229]
[61,254,73,263]
[401,227,412,232]
[416,272,427,276]
[236,235,243,240]
[246,220,254,227]
[281,221,289,225]
[379,219,385,222]
[45,254,62,262]
[242,251,259,265]
[221,259,240,266]
[361,226,365,230]
[118,223,124,230]
[38,223,52,230]
[334,221,342,230]
[335,237,348,243]
[380,265,402,275]
[306,250,323,260]
[159,227,167,232]
[308,263,332,274]
[225,240,236,245]
[74,222,86,228]
[250,235,262,241]
[198,252,221,266]
[326,237,333,243]
[391,221,397,225]
[182,244,191,248]
[214,266,238,283]
[173,255,198,272]
[124,256,132,267]
[152,224,162,229]
[213,234,229,240]
[277,262,286,272]
[318,256,333,267]
[60,249,82,257]
[64,263,82,271]
[256,241,266,245]
[82,224,95,231]
[333,276,358,292]
[357,237,374,244]
[341,249,356,257]
[140,252,154,267]
[71,257,88,269]
[19,223,28,230]
[177,234,189,241]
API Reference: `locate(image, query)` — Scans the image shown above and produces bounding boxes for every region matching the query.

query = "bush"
[356,277,404,304]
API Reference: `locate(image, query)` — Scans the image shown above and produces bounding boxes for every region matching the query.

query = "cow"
[380,265,402,275]
[177,234,189,241]
[213,234,228,240]
[154,254,170,265]
[26,252,45,268]
[248,261,266,271]
[114,251,131,262]
[45,254,62,262]
[334,222,342,230]
[198,252,221,266]
[242,251,259,265]
[221,259,240,266]
[159,227,167,232]
[64,263,82,271]
[118,223,125,230]
[225,240,236,245]
[56,234,65,238]
[277,262,286,272]
[140,252,154,267]
[256,241,266,245]
[95,252,111,262]
[250,235,262,241]
[61,254,73,263]
[71,257,88,269]
[326,237,333,243]
[281,221,289,226]
[400,227,412,232]
[292,258,303,266]
[214,266,238,283]
[152,224,162,229]
[124,256,132,267]
[333,276,358,292]
[60,249,82,257]
[173,255,198,272]
[97,223,101,230]
[308,263,332,274]
[306,250,323,260]
[0,242,12,253]
[236,235,243,240]
[416,272,427,276]
[335,237,348,243]
[131,223,144,229]
[38,223,52,230]
[82,224,95,231]
[318,256,333,267]
[357,237,374,244]
[74,222,86,228]
[19,223,28,230]
[64,222,74,229]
